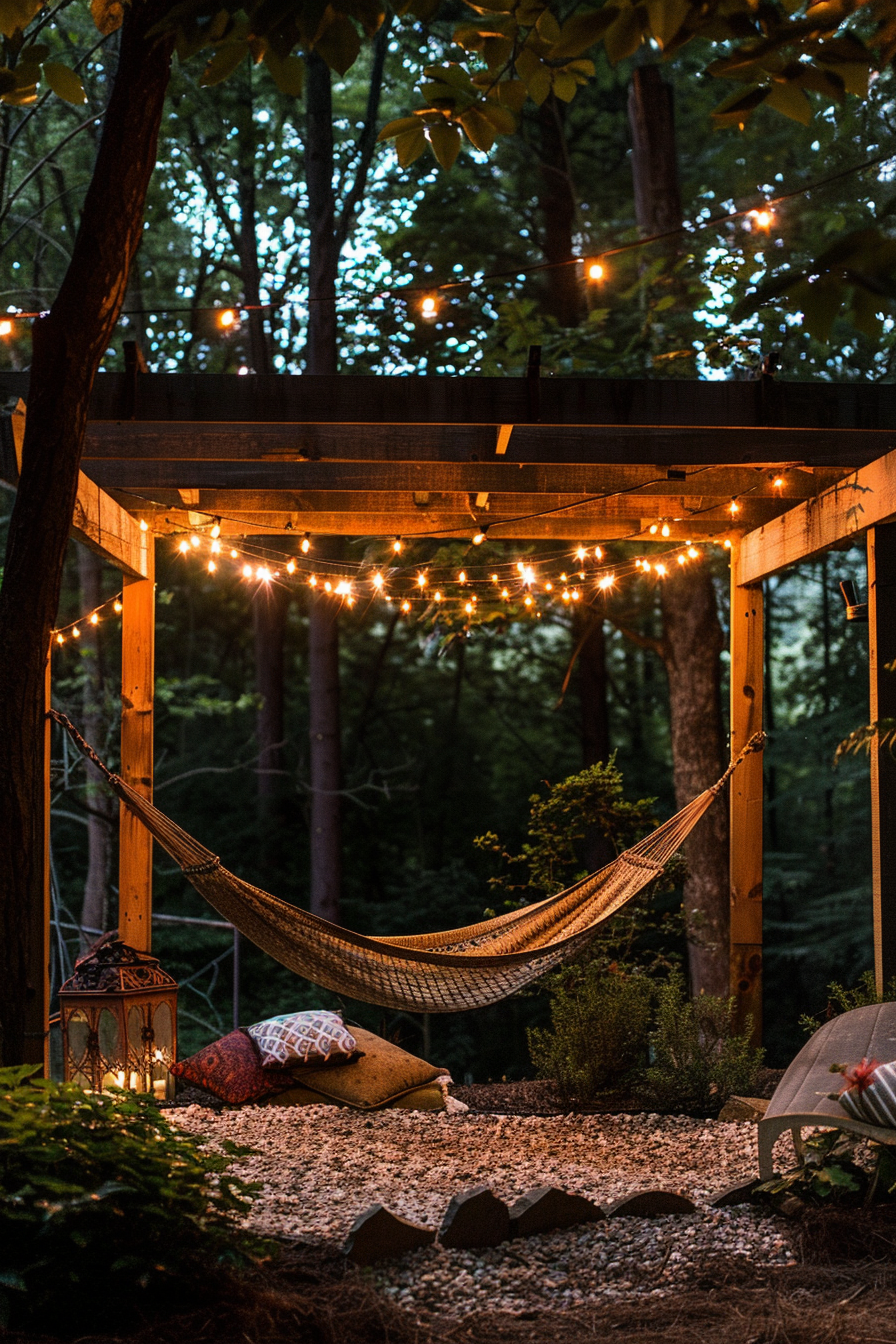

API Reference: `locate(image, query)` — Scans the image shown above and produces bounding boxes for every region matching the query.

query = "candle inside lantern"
[152,1079,167,1101]
[129,1071,140,1090]
[116,1070,126,1088]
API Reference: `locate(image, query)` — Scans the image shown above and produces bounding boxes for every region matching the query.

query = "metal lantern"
[59,933,177,1100]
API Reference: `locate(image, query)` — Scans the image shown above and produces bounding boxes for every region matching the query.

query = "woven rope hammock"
[50,711,764,1014]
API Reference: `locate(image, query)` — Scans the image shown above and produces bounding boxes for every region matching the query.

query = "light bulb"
[309,575,318,586]
[211,539,221,554]
[372,572,384,590]
[139,518,149,532]
[524,595,533,608]
[656,563,667,577]
[465,601,474,614]
[178,539,189,554]
[585,260,604,281]
[661,523,670,538]
[649,523,658,535]
[773,476,784,490]
[301,533,311,554]
[208,560,216,573]
[324,580,332,592]
[491,574,499,584]
[434,590,442,602]
[571,589,580,601]
[286,559,296,574]
[210,519,221,538]
[723,538,732,549]
[393,537,403,554]
[257,566,272,582]
[472,526,488,545]
[575,546,587,562]
[420,295,438,319]
[55,632,64,645]
[401,599,411,612]
[598,574,614,590]
[522,566,535,586]
[562,589,570,602]
[458,571,467,584]
[594,546,603,561]
[417,572,427,587]
[749,207,774,230]
[242,564,252,578]
[688,546,700,559]
[678,554,686,566]
[544,581,553,592]
[729,500,740,515]
[501,588,510,600]
[230,549,238,559]
[0,319,12,337]
[113,600,122,613]
[72,626,80,638]
[218,308,237,328]
[190,534,200,548]
[90,613,99,625]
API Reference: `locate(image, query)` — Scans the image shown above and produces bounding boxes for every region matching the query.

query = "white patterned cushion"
[247,1010,357,1069]
[836,1057,896,1128]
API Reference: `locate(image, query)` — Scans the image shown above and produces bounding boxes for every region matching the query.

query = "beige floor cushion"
[259,1027,447,1111]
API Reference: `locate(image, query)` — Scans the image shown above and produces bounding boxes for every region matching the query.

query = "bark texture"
[308,582,342,922]
[0,0,174,1065]
[660,569,729,996]
[253,581,291,881]
[538,95,583,327]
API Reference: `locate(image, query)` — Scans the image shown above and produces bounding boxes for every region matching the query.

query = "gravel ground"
[172,1103,798,1319]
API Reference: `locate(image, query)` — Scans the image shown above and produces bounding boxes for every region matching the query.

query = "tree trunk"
[627,64,729,995]
[235,72,272,376]
[305,51,338,375]
[575,610,610,768]
[0,1,174,1066]
[537,95,582,327]
[308,581,341,921]
[253,581,290,881]
[660,569,729,996]
[77,546,115,946]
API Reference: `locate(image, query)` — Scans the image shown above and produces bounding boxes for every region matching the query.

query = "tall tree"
[76,545,115,945]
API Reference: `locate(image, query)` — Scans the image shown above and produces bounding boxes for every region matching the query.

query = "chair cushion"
[246,1009,357,1069]
[170,1029,292,1105]
[836,1058,896,1128]
[259,1027,446,1111]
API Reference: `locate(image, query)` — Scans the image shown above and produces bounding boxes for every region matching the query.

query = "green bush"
[0,1065,269,1331]
[799,970,896,1037]
[528,966,653,1103]
[642,972,764,1117]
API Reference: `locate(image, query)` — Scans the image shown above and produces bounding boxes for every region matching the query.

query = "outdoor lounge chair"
[758,1002,896,1180]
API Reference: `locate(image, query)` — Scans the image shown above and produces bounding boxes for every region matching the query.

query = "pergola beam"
[737,445,896,583]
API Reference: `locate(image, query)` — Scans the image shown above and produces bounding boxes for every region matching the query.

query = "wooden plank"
[868,525,896,992]
[72,471,151,578]
[80,420,889,468]
[0,402,150,576]
[729,544,764,1043]
[81,457,845,498]
[119,542,155,952]
[739,445,896,583]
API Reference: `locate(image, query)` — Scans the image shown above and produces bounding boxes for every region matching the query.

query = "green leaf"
[314,13,361,76]
[90,0,122,35]
[535,7,560,42]
[0,0,43,39]
[42,61,87,105]
[603,3,646,66]
[263,49,304,96]
[494,77,526,111]
[478,98,517,131]
[645,0,688,48]
[459,105,495,151]
[199,42,248,88]
[764,79,812,124]
[394,124,427,166]
[550,6,618,58]
[710,84,768,126]
[377,115,424,141]
[427,119,462,169]
[552,70,578,102]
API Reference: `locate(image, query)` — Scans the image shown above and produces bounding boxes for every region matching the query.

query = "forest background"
[0,0,887,1076]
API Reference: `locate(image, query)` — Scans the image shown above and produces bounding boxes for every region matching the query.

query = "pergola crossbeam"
[737,444,896,583]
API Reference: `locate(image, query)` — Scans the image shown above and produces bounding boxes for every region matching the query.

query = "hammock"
[50,710,764,1014]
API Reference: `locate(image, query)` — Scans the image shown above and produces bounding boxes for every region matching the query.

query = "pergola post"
[119,539,155,951]
[867,524,896,992]
[25,651,52,1070]
[729,543,764,1041]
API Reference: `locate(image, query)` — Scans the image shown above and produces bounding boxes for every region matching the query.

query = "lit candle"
[152,1079,167,1102]
[116,1070,126,1088]
[129,1071,139,1090]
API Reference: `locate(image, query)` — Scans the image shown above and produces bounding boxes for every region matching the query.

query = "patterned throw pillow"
[170,1029,293,1105]
[834,1057,896,1127]
[246,1010,357,1069]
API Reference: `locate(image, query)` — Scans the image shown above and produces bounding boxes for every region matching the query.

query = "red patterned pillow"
[170,1029,293,1105]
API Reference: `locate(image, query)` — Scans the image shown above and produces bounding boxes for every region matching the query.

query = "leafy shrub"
[528,966,653,1103]
[0,1066,269,1331]
[642,972,764,1117]
[757,1129,896,1208]
[799,970,896,1037]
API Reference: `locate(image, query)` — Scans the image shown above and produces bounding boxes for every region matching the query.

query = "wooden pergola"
[3,368,896,1070]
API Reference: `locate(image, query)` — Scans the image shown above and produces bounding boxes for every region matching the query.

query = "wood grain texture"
[119,543,155,952]
[729,548,764,1043]
[739,446,896,583]
[72,471,151,577]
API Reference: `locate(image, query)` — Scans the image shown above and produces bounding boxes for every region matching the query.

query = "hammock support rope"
[48,710,765,1013]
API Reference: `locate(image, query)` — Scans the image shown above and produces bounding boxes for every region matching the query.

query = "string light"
[594,546,603,561]
[286,559,296,573]
[190,534,201,548]
[575,546,587,561]
[420,295,438,319]
[113,600,122,613]
[748,207,775,230]
[401,599,412,613]
[393,537,403,554]
[584,259,605,281]
[772,476,785,490]
[217,308,238,328]
[0,319,12,337]
[458,570,467,584]
[372,572,384,590]
[242,563,252,577]
[728,500,740,516]
[207,560,216,573]
[139,518,149,532]
[472,525,488,545]
[89,613,99,625]
[598,574,614,590]
[178,539,189,554]
[210,519,221,538]
[649,524,658,535]
[661,523,670,538]
[417,572,427,587]
[301,533,312,553]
